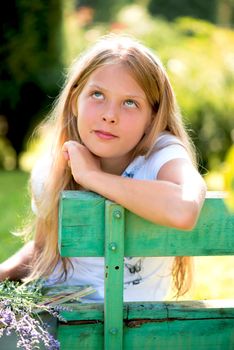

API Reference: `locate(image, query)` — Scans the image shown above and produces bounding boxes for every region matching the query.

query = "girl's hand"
[62,141,101,189]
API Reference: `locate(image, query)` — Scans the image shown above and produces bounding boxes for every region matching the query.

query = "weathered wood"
[58,191,105,257]
[58,319,234,350]
[57,190,234,349]
[59,191,234,257]
[122,319,234,350]
[58,323,103,350]
[58,300,234,349]
[104,201,124,350]
[60,302,104,321]
[124,194,234,256]
[60,300,234,322]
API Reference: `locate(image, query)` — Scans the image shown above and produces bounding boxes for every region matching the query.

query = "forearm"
[62,141,206,229]
[0,241,36,281]
[86,171,202,229]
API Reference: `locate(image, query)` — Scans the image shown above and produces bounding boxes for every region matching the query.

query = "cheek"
[78,100,98,123]
[77,105,91,131]
[77,116,87,140]
[126,117,150,137]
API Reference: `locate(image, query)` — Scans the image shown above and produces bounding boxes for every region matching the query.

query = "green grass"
[0,170,30,261]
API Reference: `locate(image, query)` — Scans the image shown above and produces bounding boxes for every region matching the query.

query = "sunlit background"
[0,0,233,300]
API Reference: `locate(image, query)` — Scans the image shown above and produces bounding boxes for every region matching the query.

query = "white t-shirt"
[31,132,191,302]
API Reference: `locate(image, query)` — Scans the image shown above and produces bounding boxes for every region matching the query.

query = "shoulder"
[31,154,53,194]
[123,133,191,180]
[30,153,53,213]
[148,133,191,177]
[145,132,192,179]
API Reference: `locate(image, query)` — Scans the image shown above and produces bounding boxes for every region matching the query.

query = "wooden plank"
[59,191,234,257]
[104,201,124,350]
[124,195,234,256]
[58,319,234,350]
[58,323,103,350]
[122,318,234,349]
[60,302,104,322]
[59,300,234,322]
[58,300,234,349]
[58,191,105,256]
[126,300,234,320]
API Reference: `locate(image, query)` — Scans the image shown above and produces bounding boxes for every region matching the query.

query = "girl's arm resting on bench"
[0,241,36,281]
[63,142,206,230]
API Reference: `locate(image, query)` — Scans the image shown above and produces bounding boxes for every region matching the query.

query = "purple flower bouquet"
[0,279,95,350]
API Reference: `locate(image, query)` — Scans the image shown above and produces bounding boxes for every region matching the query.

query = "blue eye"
[124,99,138,108]
[92,91,104,99]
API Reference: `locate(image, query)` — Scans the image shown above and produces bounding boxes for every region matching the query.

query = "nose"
[102,115,116,123]
[102,103,118,124]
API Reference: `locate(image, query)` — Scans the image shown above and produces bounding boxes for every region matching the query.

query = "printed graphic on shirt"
[123,170,135,178]
[124,258,145,287]
[122,161,147,287]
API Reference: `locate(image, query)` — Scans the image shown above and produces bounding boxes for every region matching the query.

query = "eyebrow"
[87,83,146,101]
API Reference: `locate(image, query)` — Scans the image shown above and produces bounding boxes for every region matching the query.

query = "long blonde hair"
[25,34,195,297]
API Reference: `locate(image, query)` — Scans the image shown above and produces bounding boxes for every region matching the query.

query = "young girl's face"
[75,63,153,167]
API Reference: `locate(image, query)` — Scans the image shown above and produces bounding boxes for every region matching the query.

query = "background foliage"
[60,3,234,174]
[0,0,63,168]
[1,1,234,174]
[0,0,233,300]
[148,0,218,22]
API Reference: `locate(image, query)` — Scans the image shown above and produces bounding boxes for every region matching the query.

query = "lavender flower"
[0,279,60,350]
[0,279,94,349]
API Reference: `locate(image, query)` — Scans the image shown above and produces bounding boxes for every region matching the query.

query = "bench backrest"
[58,191,234,350]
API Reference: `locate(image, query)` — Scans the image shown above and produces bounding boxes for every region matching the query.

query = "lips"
[94,130,118,140]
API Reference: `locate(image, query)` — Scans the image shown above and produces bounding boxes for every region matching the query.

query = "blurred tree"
[0,0,63,168]
[148,0,234,26]
[75,0,134,22]
[148,0,217,22]
[217,0,234,27]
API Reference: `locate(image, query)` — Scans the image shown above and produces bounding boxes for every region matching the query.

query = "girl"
[0,34,206,301]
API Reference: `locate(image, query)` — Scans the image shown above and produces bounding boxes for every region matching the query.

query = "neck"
[100,155,132,176]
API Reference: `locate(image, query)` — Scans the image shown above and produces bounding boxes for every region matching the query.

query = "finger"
[63,150,70,160]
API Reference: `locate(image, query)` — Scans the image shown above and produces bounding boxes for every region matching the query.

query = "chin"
[87,146,118,158]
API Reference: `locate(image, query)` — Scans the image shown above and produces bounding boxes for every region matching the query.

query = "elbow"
[170,201,201,231]
[175,216,198,231]
[173,179,207,231]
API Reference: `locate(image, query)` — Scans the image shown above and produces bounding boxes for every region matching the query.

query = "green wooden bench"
[57,191,234,349]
